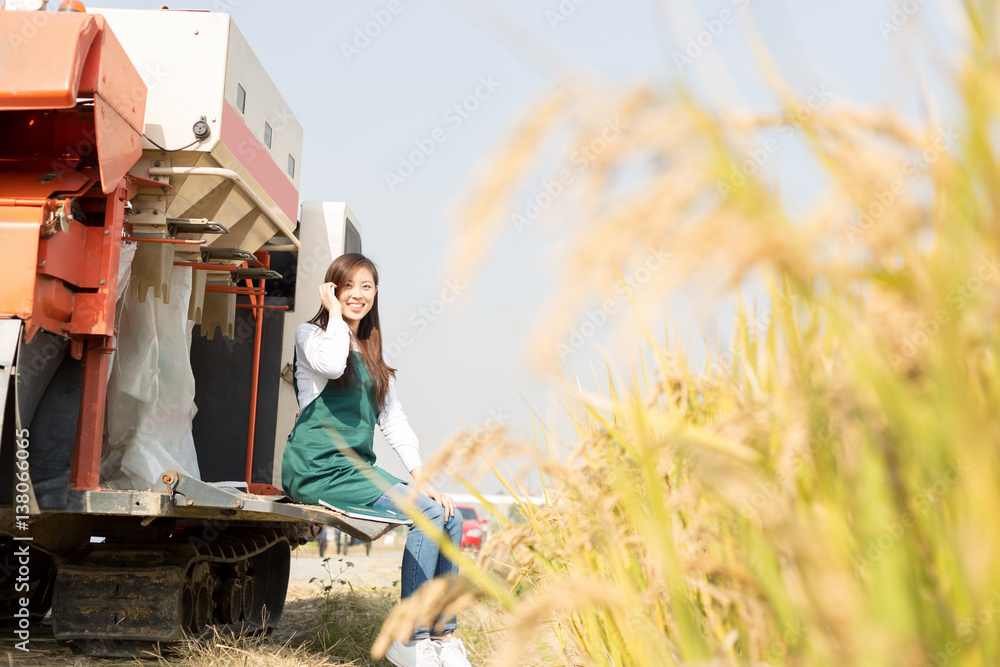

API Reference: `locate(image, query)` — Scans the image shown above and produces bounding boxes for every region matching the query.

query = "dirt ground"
[0,541,406,667]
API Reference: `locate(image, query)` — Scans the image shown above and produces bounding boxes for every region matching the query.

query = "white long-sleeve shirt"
[293,320,423,473]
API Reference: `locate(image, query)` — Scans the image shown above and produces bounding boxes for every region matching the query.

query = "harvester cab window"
[264,122,272,149]
[288,154,295,177]
[236,83,246,113]
[345,220,362,254]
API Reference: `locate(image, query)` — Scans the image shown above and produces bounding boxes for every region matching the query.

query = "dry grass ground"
[1,543,500,667]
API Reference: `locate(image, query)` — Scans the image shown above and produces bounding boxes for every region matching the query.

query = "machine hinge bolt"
[104,229,110,235]
[186,499,195,506]
[38,261,45,268]
[99,279,106,285]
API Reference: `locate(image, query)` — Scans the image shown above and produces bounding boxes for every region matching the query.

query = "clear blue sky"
[91,0,954,492]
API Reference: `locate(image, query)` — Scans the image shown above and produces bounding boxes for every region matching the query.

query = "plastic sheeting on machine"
[108,241,137,382]
[102,262,201,490]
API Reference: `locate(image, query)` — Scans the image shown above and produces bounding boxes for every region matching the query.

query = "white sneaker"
[386,638,442,666]
[435,636,472,667]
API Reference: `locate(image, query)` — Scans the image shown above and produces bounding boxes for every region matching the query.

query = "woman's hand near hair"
[410,466,455,520]
[318,283,339,316]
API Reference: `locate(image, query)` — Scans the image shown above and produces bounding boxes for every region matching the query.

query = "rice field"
[372,2,1000,665]
[64,5,1000,666]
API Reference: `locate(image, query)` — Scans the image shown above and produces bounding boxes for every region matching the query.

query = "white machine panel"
[93,7,303,227]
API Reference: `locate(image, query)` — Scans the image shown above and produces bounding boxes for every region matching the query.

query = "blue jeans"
[369,483,464,640]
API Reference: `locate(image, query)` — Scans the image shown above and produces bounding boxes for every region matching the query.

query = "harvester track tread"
[51,527,291,657]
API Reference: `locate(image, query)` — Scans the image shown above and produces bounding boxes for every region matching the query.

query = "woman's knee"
[444,513,463,542]
[415,495,446,525]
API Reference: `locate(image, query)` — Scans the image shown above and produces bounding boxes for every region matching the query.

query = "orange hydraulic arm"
[0,9,147,490]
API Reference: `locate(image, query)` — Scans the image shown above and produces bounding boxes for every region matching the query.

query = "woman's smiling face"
[338,266,377,328]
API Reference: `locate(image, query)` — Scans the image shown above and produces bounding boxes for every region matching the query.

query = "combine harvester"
[0,1,403,655]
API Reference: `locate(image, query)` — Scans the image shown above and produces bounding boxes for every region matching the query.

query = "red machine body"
[0,10,146,491]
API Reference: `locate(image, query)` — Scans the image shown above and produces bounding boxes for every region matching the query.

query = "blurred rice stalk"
[411,2,1000,665]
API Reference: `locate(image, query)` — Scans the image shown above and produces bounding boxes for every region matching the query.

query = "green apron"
[281,350,404,506]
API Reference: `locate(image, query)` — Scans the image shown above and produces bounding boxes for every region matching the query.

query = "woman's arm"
[377,364,455,519]
[296,282,351,378]
[296,318,351,379]
[377,376,423,471]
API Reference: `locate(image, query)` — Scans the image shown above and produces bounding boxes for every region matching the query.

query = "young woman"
[281,253,471,667]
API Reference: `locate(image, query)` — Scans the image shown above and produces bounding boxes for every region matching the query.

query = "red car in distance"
[456,505,488,553]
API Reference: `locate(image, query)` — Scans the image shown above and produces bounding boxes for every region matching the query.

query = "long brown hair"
[306,253,396,409]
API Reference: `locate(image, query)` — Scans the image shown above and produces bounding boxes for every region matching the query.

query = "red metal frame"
[0,11,146,193]
[248,484,282,495]
[245,253,265,492]
[237,251,283,497]
[235,304,287,310]
[205,285,264,295]
[69,336,115,490]
[68,183,128,490]
[0,11,145,491]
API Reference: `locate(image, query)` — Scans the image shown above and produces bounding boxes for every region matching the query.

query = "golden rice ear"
[422,4,1000,663]
[372,576,481,659]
